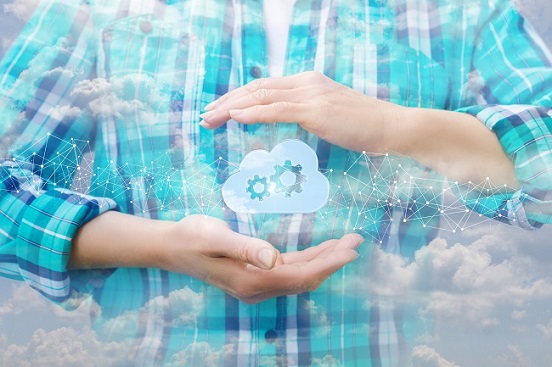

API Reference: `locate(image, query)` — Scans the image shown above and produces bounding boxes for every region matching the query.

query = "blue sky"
[0,1,552,366]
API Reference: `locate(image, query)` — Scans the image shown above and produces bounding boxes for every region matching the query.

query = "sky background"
[1,0,552,366]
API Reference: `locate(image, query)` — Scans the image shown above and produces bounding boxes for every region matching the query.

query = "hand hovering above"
[201,71,517,188]
[200,71,398,154]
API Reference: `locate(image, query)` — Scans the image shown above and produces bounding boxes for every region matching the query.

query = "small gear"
[270,160,307,197]
[246,174,270,201]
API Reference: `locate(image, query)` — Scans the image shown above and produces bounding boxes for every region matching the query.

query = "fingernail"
[204,100,218,111]
[199,120,210,128]
[346,235,364,249]
[229,109,243,117]
[199,110,216,121]
[258,248,276,269]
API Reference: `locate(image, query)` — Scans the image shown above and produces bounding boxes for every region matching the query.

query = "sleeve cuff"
[16,188,118,308]
[455,104,552,228]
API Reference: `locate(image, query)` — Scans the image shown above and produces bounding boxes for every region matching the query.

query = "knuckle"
[247,78,265,92]
[252,88,271,101]
[235,238,252,263]
[306,70,326,83]
[272,101,291,113]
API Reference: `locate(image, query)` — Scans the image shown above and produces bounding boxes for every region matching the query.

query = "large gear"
[246,174,270,201]
[270,160,307,197]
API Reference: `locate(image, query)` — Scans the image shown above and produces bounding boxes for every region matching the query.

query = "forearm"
[388,107,519,188]
[69,211,171,270]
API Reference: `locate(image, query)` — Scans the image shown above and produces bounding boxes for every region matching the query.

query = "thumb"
[224,232,280,270]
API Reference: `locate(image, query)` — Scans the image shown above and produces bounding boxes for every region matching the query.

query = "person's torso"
[84,1,486,365]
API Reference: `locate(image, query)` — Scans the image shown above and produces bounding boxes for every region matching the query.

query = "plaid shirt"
[1,0,551,365]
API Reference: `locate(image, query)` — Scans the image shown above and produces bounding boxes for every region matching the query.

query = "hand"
[199,71,517,187]
[72,211,363,304]
[159,215,363,304]
[199,71,406,154]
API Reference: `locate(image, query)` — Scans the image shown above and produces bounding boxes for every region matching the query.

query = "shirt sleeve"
[454,2,552,229]
[0,0,118,308]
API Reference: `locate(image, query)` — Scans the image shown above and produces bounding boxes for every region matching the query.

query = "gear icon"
[246,175,270,201]
[270,160,307,197]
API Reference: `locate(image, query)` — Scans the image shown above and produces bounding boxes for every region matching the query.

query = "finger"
[255,234,362,289]
[221,247,357,304]
[251,248,360,302]
[281,234,364,264]
[204,75,303,111]
[213,235,362,303]
[290,248,359,285]
[205,71,330,112]
[217,231,281,270]
[275,234,363,282]
[280,239,339,264]
[200,88,317,129]
[335,233,365,250]
[227,102,309,125]
[274,251,285,266]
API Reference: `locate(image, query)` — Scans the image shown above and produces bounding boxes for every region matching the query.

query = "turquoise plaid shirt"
[1,0,552,365]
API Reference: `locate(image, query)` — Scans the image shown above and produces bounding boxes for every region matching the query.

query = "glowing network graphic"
[0,133,519,244]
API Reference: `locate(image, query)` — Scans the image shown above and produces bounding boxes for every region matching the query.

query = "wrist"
[378,103,411,155]
[152,215,208,276]
[144,218,178,270]
[70,211,175,270]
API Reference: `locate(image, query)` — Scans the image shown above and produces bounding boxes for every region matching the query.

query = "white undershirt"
[263,0,297,77]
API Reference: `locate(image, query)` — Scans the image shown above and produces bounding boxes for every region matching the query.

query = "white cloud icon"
[222,140,330,214]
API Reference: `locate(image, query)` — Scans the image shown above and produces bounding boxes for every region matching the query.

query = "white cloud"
[258,355,295,367]
[49,105,82,122]
[165,342,235,367]
[42,66,76,81]
[71,77,144,119]
[489,345,530,367]
[3,0,40,21]
[70,74,172,121]
[304,300,331,337]
[154,286,204,327]
[6,54,170,124]
[0,327,137,367]
[71,78,113,101]
[1,35,15,55]
[52,297,101,323]
[310,354,343,367]
[536,319,552,339]
[0,284,49,320]
[360,234,552,328]
[511,310,528,321]
[411,345,459,367]
[7,38,76,101]
[0,283,97,324]
[99,286,204,338]
[88,94,145,119]
[0,284,132,365]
